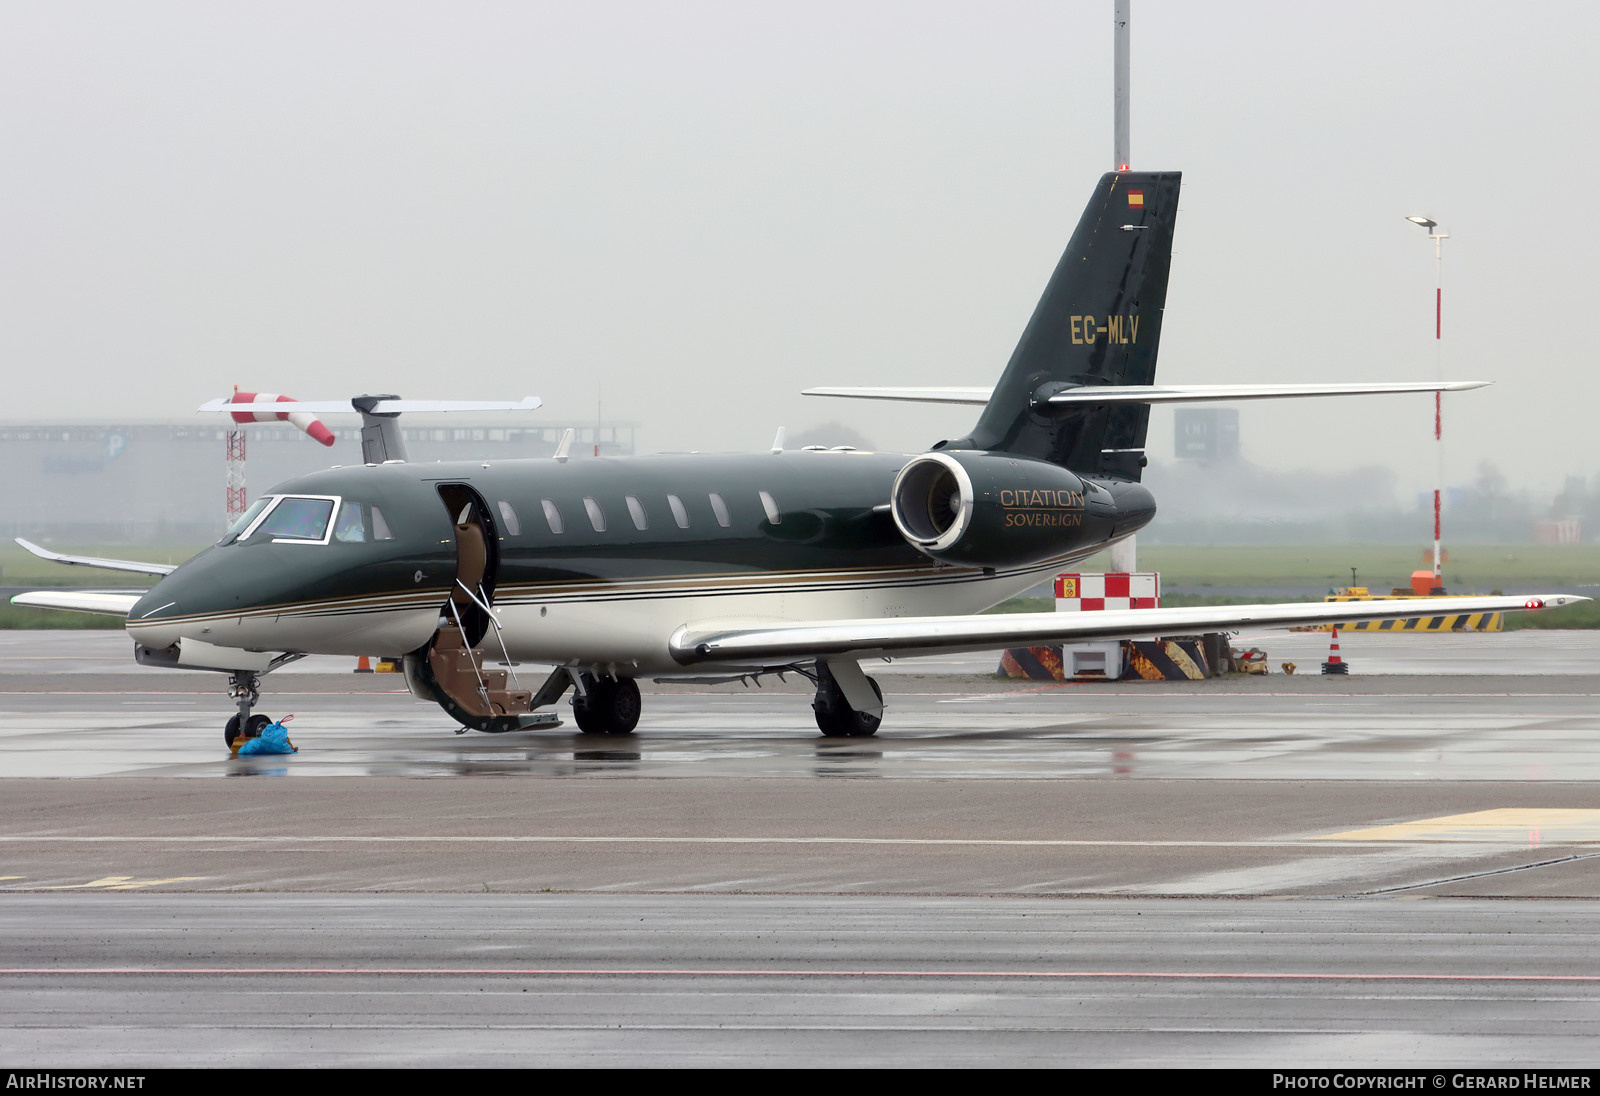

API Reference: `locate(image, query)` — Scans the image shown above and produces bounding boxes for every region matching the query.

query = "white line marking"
[0,834,1499,849]
[0,966,1596,984]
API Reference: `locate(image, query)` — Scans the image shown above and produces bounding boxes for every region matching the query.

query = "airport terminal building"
[0,419,636,544]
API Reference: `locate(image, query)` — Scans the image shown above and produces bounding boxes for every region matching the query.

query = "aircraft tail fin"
[946,170,1181,479]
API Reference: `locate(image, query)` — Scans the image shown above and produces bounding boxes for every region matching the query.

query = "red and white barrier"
[230,391,336,447]
[1054,572,1160,612]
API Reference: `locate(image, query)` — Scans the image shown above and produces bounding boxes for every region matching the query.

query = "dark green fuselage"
[126,450,1148,673]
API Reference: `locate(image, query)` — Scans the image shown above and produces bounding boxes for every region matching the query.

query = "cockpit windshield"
[255,497,336,541]
[225,495,338,545]
[218,496,274,545]
[221,494,389,547]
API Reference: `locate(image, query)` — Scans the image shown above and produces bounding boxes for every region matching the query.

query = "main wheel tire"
[225,713,272,747]
[573,676,641,735]
[813,676,882,738]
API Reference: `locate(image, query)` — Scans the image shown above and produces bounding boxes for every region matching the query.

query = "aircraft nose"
[125,556,230,649]
[127,582,185,647]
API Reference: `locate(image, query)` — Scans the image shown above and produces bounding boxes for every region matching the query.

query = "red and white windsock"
[229,391,336,447]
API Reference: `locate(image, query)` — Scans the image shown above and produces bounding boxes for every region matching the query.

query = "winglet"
[13,538,177,577]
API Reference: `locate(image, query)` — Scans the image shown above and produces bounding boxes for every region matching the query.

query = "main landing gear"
[571,673,641,736]
[811,661,883,738]
[223,670,271,747]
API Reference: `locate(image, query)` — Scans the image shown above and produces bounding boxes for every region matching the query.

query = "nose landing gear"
[223,670,270,747]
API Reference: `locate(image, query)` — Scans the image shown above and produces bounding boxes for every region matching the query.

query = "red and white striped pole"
[1408,216,1449,582]
[224,388,337,527]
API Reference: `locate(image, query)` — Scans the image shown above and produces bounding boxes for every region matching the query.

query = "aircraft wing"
[10,590,143,617]
[670,594,1582,664]
[14,538,177,576]
[801,381,1487,407]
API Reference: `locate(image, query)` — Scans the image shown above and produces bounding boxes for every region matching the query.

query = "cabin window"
[667,494,689,529]
[334,501,366,542]
[584,497,606,532]
[709,492,730,528]
[253,496,335,542]
[370,506,395,540]
[759,490,781,524]
[625,495,648,531]
[497,500,521,537]
[541,499,564,534]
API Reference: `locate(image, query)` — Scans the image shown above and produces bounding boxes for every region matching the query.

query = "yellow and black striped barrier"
[998,646,1066,681]
[1302,592,1502,632]
[1336,612,1502,632]
[1124,639,1210,680]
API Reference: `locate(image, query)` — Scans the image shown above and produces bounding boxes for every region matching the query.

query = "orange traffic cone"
[1321,627,1348,675]
[355,655,374,673]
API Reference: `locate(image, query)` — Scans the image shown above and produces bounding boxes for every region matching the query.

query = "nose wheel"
[225,712,273,747]
[224,670,270,747]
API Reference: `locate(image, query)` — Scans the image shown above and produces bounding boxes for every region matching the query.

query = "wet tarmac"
[4,628,1600,1065]
[7,893,1600,1068]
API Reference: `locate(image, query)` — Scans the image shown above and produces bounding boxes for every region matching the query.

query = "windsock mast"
[220,388,337,524]
[199,393,542,466]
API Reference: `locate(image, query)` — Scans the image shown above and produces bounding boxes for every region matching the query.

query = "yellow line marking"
[1317,808,1600,843]
[34,875,205,890]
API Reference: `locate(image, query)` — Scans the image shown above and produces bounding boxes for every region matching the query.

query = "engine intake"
[891,452,975,553]
[891,450,1149,568]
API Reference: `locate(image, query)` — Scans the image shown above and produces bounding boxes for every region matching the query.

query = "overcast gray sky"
[1,1,1593,497]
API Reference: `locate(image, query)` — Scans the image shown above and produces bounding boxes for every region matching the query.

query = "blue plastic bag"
[236,719,298,756]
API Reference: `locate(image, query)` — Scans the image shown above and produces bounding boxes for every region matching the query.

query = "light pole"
[1407,215,1449,582]
[1114,0,1130,172]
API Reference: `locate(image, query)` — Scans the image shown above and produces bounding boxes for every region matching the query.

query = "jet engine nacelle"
[890,450,1137,568]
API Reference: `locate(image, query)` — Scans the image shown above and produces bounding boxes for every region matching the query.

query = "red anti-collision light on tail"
[229,391,336,447]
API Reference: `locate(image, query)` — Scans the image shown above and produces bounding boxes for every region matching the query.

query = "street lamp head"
[1407,216,1438,230]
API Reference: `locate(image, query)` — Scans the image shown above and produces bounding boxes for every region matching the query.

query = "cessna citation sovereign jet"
[14,170,1582,743]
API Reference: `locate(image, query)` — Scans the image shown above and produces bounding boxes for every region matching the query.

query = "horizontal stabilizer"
[1045,381,1490,406]
[671,593,1580,664]
[802,387,994,405]
[197,397,542,415]
[10,590,143,617]
[14,538,176,577]
[802,381,1488,408]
